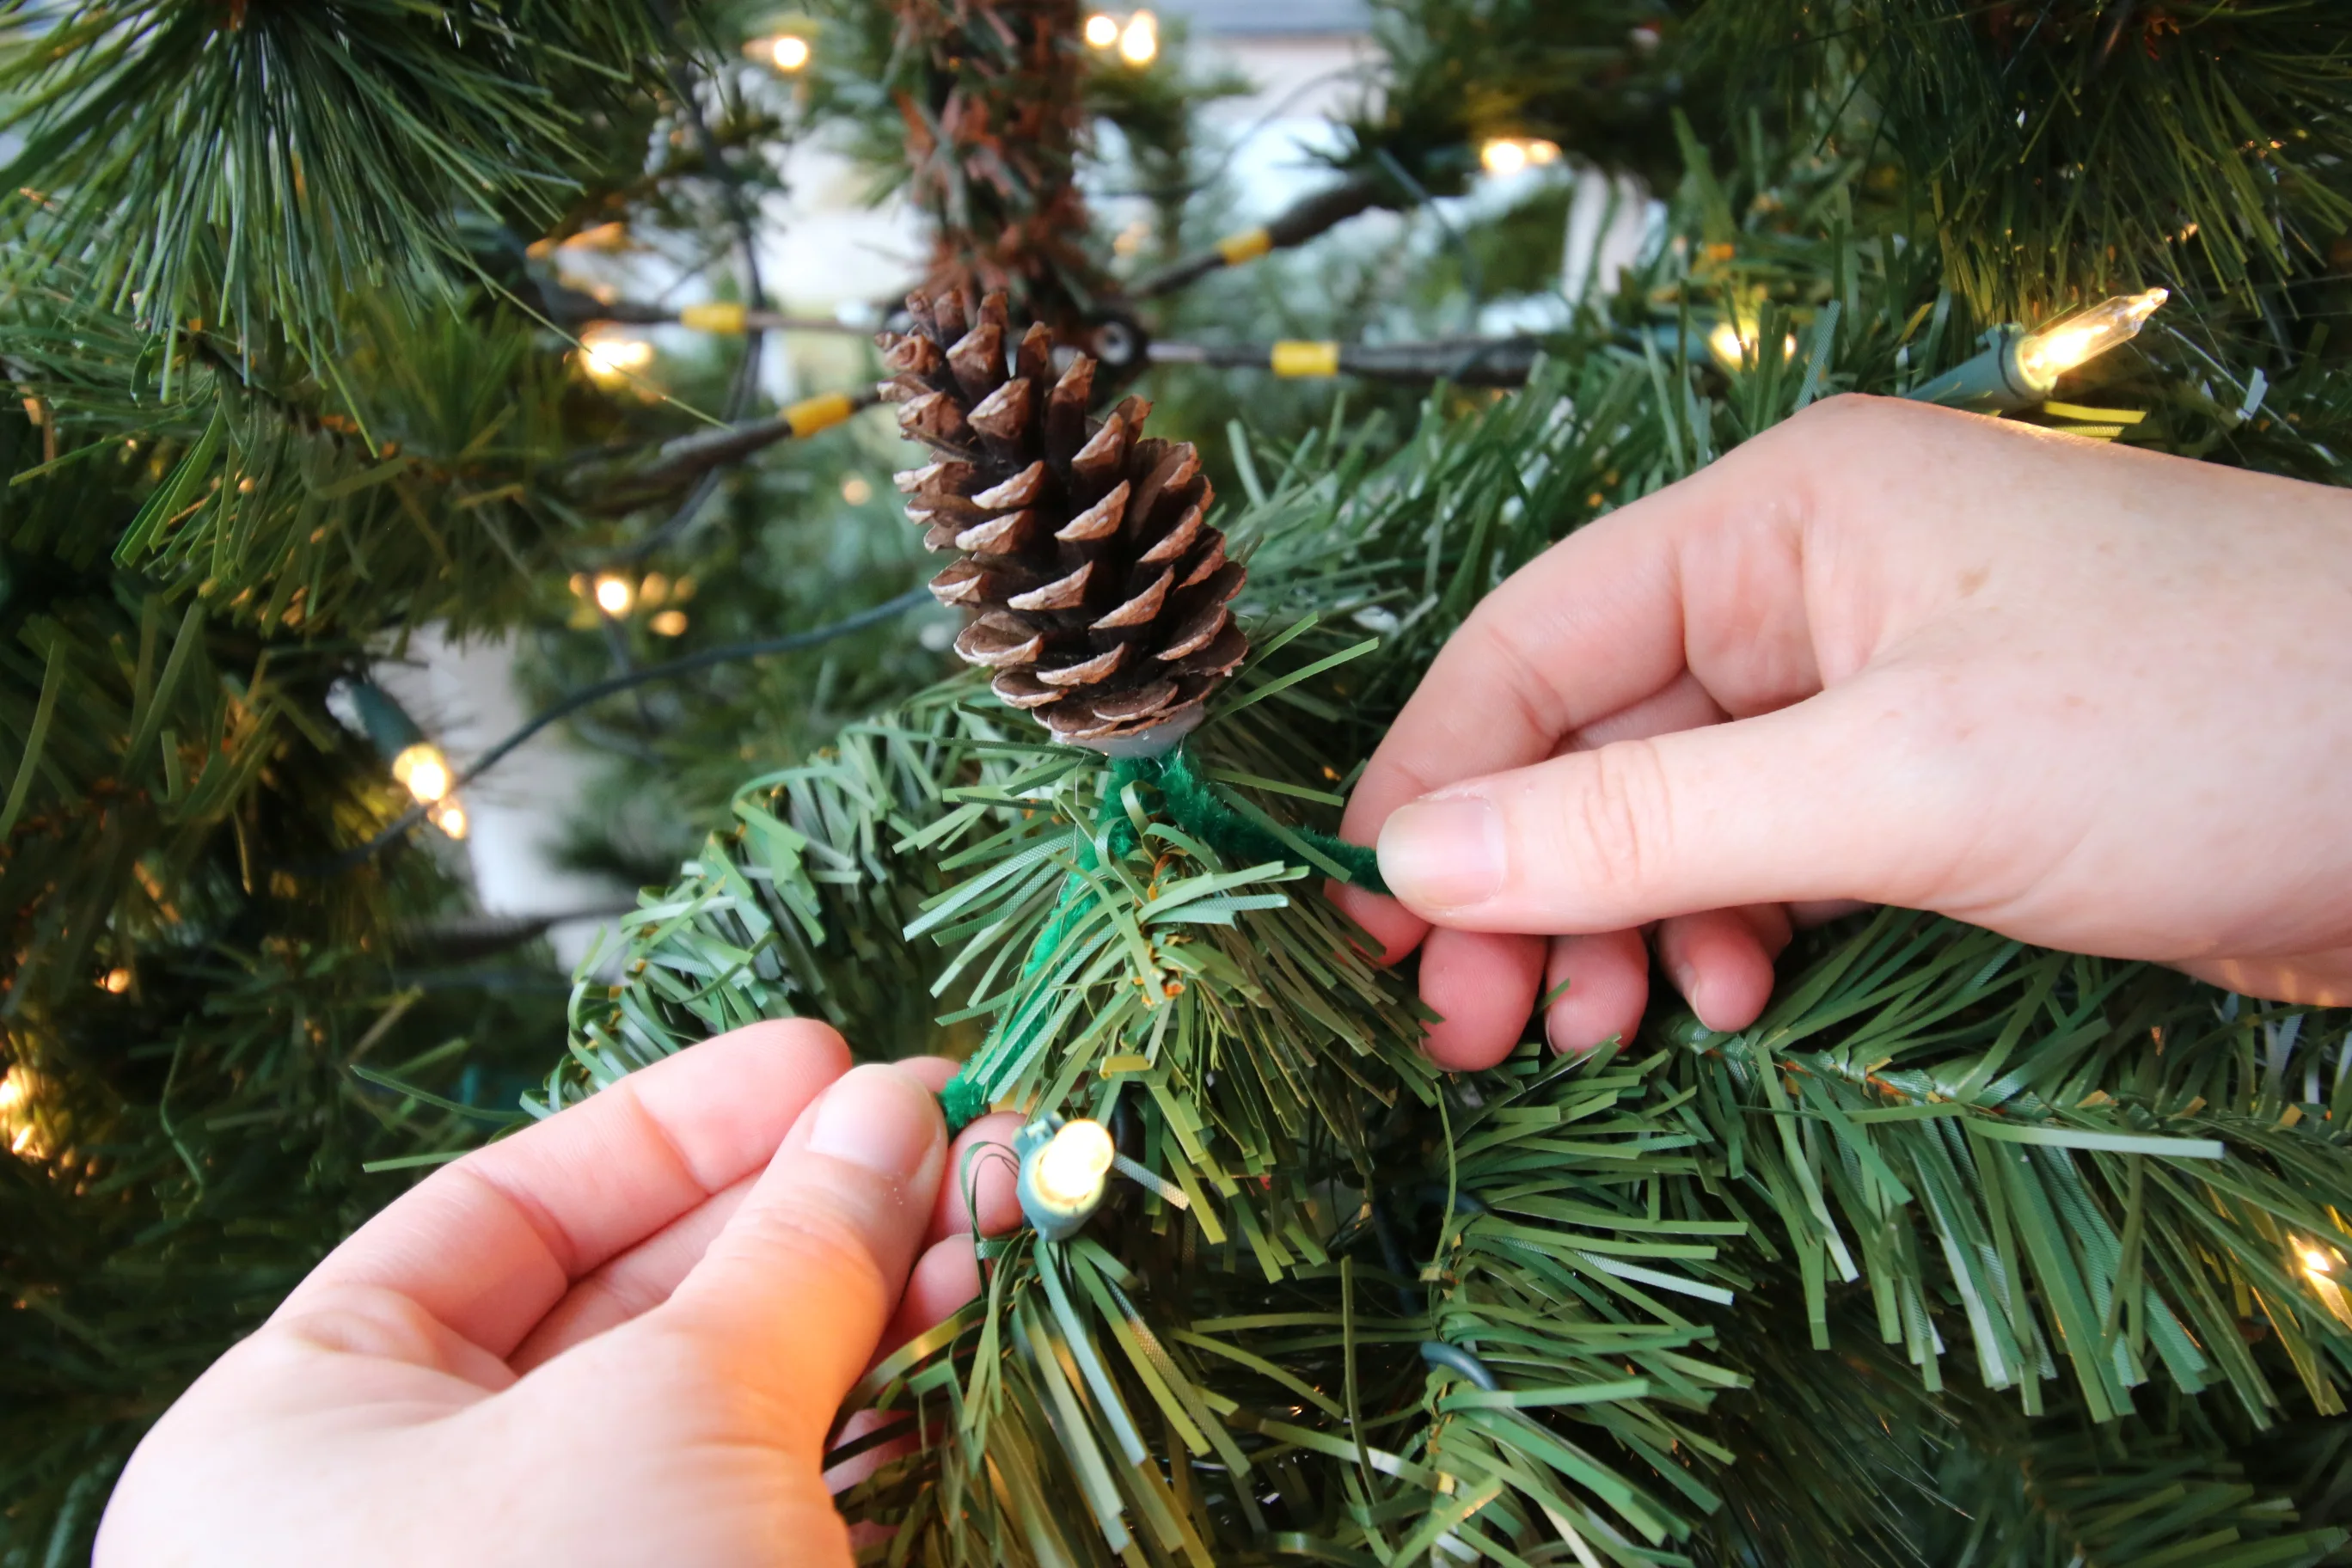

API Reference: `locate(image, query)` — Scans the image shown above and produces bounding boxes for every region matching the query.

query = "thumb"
[1375,683,1932,933]
[658,1063,947,1454]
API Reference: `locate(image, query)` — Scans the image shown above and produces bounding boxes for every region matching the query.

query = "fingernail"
[1671,965,1715,1030]
[807,1066,941,1177]
[1378,795,1505,910]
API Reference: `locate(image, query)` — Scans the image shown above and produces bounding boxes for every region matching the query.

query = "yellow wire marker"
[678,302,750,334]
[1270,340,1341,378]
[1215,226,1274,266]
[784,391,860,438]
[2037,402,2147,426]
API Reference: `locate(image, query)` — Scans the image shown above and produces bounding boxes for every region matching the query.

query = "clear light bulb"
[593,573,635,616]
[392,744,452,805]
[579,329,654,387]
[1706,316,1798,371]
[2011,288,2167,389]
[1033,1119,1116,1208]
[1480,138,1528,175]
[1117,11,1157,64]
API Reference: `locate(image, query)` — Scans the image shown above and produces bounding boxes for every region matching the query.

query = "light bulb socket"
[345,678,427,759]
[1904,328,2047,413]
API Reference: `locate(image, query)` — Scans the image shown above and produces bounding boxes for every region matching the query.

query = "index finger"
[278,1019,852,1358]
[1337,420,1831,938]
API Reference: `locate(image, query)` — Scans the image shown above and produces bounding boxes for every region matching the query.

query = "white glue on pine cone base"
[880,290,1247,750]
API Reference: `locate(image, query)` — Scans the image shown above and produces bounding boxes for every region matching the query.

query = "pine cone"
[879,289,1247,748]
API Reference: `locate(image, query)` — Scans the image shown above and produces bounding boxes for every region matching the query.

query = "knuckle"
[1562,738,1675,903]
[273,1284,444,1363]
[1792,390,1900,436]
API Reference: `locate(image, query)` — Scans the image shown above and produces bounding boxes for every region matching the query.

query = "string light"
[99,968,131,995]
[1706,316,1799,371]
[593,573,636,616]
[1,1067,46,1162]
[388,743,469,841]
[1117,10,1158,64]
[650,609,689,637]
[841,475,873,505]
[1035,1120,1114,1206]
[1016,1118,1118,1240]
[765,34,811,71]
[579,329,654,387]
[563,222,631,253]
[391,744,452,805]
[1906,286,2168,412]
[2010,287,2168,389]
[2303,1245,2336,1282]
[1083,11,1119,46]
[1480,137,1561,175]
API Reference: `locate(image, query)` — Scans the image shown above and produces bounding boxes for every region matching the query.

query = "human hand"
[1338,394,2352,1069]
[95,1022,1023,1568]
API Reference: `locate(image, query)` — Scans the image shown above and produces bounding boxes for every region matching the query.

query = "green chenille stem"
[937,744,1384,1132]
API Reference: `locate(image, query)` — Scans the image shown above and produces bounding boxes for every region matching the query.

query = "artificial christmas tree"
[9,1,2352,1564]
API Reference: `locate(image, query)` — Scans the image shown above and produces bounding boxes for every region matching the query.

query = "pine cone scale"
[881,288,1248,745]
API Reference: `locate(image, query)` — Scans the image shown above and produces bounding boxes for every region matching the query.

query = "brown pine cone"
[879,289,1247,748]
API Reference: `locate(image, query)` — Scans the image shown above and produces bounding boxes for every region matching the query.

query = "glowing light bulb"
[769,34,811,70]
[2,1067,42,1162]
[841,475,873,505]
[1033,1119,1117,1209]
[391,744,452,805]
[1083,12,1120,47]
[1706,317,1798,371]
[1480,138,1529,175]
[100,968,131,995]
[649,609,689,637]
[2304,1246,2336,1279]
[1522,138,1561,165]
[432,800,469,841]
[1117,10,1157,64]
[579,330,654,387]
[593,573,635,616]
[2011,288,2168,389]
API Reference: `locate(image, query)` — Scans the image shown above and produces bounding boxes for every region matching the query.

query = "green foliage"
[0,0,680,366]
[1691,0,2352,318]
[1343,0,1712,193]
[514,404,949,887]
[2,935,566,1566]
